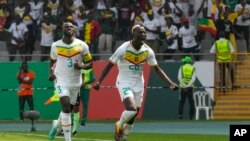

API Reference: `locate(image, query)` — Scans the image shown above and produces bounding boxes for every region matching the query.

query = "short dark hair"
[21,61,28,67]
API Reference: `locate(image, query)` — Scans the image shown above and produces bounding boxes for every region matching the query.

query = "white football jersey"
[50,38,92,87]
[109,41,157,83]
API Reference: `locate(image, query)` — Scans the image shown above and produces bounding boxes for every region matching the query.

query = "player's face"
[134,27,146,44]
[63,22,75,36]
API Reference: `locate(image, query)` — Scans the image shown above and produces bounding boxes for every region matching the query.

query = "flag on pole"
[44,90,59,105]
[198,18,217,37]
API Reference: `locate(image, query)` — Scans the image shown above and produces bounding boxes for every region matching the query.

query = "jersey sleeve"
[81,42,92,62]
[109,45,125,64]
[50,42,57,60]
[147,48,157,66]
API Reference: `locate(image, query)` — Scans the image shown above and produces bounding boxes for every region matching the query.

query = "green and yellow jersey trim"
[124,50,149,65]
[56,44,82,58]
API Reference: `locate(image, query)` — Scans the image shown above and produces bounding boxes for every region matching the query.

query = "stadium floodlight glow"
[23,110,40,131]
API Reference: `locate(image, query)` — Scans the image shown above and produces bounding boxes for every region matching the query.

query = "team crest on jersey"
[124,50,149,65]
[56,45,82,58]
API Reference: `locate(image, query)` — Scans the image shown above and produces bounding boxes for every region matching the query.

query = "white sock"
[54,112,63,128]
[117,110,137,128]
[61,112,71,141]
[122,123,133,140]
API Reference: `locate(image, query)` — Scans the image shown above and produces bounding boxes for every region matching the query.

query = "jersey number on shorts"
[122,87,130,95]
[67,58,73,67]
[57,86,62,94]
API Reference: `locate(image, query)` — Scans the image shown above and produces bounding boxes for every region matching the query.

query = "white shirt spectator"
[40,23,56,46]
[192,0,212,18]
[47,0,60,16]
[234,3,250,26]
[179,25,197,48]
[163,24,178,49]
[143,18,160,40]
[96,0,106,10]
[15,6,25,17]
[73,7,89,32]
[149,0,166,18]
[29,1,44,22]
[8,22,28,45]
[130,11,147,25]
[169,2,182,24]
[159,15,167,32]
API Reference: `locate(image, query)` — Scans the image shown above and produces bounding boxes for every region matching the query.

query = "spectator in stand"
[163,16,178,60]
[117,0,132,40]
[187,0,206,28]
[147,0,166,19]
[234,0,250,52]
[46,0,59,21]
[97,0,116,60]
[83,12,101,60]
[222,5,239,52]
[96,0,106,11]
[223,0,238,10]
[180,0,193,18]
[28,0,44,40]
[22,4,35,61]
[7,15,28,61]
[216,6,236,41]
[130,2,146,26]
[143,9,160,59]
[40,15,56,61]
[0,2,10,32]
[53,17,64,41]
[188,0,206,49]
[168,0,184,51]
[15,1,27,18]
[73,4,88,40]
[158,2,172,60]
[179,17,199,61]
[16,61,35,121]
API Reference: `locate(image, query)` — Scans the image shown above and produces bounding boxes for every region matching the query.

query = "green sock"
[73,112,80,132]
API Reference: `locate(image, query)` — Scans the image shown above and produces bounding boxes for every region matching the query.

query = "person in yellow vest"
[210,31,235,93]
[178,56,196,120]
[80,68,95,126]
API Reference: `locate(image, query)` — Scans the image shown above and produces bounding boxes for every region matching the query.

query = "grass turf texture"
[0,131,228,141]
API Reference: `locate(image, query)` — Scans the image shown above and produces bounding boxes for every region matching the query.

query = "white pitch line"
[0,132,113,141]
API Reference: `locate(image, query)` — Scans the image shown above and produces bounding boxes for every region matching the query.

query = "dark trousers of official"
[218,62,234,92]
[19,95,34,120]
[178,87,195,119]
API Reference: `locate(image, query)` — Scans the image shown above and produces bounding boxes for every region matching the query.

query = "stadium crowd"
[0,0,250,62]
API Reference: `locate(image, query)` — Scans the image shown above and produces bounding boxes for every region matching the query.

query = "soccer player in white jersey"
[48,22,92,141]
[94,24,178,141]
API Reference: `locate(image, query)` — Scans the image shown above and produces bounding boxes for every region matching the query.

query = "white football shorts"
[116,80,144,108]
[55,83,80,105]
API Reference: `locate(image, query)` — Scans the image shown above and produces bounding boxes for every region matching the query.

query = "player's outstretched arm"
[49,59,56,81]
[151,65,178,90]
[93,62,114,90]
